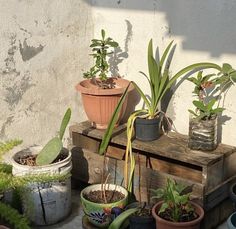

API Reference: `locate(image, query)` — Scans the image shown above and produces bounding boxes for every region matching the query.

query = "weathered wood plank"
[70,122,225,166]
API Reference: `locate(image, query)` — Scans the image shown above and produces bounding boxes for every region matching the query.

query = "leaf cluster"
[152,179,193,222]
[188,63,236,120]
[83,29,119,85]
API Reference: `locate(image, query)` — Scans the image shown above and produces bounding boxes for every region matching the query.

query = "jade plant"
[152,179,195,222]
[99,39,222,192]
[188,64,236,120]
[36,108,71,166]
[83,29,119,89]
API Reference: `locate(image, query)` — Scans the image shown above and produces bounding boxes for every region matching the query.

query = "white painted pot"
[11,146,72,226]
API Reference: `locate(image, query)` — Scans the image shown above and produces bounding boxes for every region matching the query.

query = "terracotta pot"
[0,226,10,229]
[152,201,204,229]
[76,78,132,129]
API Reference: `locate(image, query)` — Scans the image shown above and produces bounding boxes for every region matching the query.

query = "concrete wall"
[1,0,236,147]
[0,0,93,147]
[91,0,236,146]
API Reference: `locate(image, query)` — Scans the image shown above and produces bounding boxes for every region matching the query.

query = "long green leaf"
[159,63,221,102]
[160,40,174,68]
[108,208,138,229]
[98,83,132,155]
[59,108,72,140]
[131,81,152,113]
[206,99,216,111]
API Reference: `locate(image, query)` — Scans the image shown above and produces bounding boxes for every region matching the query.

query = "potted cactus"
[188,64,236,151]
[11,108,72,226]
[76,29,133,129]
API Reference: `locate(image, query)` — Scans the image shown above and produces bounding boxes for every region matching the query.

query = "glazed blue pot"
[227,212,236,229]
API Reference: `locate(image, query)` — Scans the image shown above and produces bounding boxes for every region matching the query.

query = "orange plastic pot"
[152,201,204,229]
[76,78,132,129]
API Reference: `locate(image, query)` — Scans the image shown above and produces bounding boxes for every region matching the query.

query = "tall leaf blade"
[160,40,174,68]
[108,208,138,229]
[59,108,72,140]
[159,63,221,102]
[99,83,132,155]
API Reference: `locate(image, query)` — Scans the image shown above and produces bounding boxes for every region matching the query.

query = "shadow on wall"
[85,0,236,57]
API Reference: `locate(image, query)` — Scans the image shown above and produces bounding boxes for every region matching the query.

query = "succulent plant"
[36,108,71,166]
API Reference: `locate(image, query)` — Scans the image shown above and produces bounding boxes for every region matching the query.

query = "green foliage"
[36,137,63,166]
[99,39,222,191]
[152,179,193,222]
[0,139,23,161]
[36,108,71,166]
[108,208,138,229]
[0,202,31,229]
[83,29,119,87]
[188,64,236,120]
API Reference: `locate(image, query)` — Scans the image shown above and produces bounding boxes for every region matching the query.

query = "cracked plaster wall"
[91,0,236,146]
[0,0,93,146]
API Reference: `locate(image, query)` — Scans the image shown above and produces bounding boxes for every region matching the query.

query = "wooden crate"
[70,121,236,228]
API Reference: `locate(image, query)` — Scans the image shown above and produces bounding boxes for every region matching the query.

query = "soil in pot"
[16,152,68,166]
[83,190,125,204]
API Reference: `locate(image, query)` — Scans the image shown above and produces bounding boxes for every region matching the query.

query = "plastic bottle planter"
[11,146,72,226]
[188,115,218,151]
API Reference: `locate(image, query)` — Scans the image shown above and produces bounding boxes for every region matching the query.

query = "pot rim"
[75,78,133,96]
[152,201,204,227]
[81,184,128,206]
[11,146,71,169]
[230,183,236,197]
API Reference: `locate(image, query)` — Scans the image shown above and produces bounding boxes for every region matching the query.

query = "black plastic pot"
[230,183,236,209]
[129,214,156,229]
[135,117,161,141]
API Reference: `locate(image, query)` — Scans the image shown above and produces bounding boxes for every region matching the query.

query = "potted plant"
[10,108,72,226]
[80,182,128,228]
[0,139,31,229]
[99,38,222,191]
[151,178,204,229]
[76,29,133,129]
[188,64,236,151]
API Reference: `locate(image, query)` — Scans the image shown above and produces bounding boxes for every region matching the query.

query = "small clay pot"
[152,201,204,229]
[0,226,10,229]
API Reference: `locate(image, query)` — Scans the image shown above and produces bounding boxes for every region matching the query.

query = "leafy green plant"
[36,108,71,166]
[188,64,236,120]
[83,29,119,89]
[0,202,30,229]
[99,39,222,192]
[152,179,193,222]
